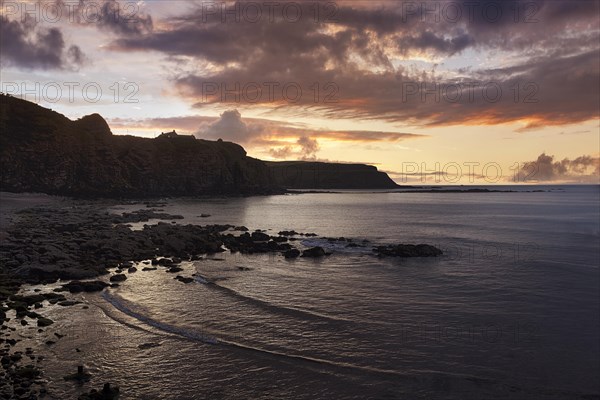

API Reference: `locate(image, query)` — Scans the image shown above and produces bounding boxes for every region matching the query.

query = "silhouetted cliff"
[0,95,399,196]
[0,95,275,196]
[266,161,398,189]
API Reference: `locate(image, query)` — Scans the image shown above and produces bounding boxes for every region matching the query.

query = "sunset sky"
[1,0,599,184]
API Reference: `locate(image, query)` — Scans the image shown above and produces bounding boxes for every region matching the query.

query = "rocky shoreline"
[0,196,442,399]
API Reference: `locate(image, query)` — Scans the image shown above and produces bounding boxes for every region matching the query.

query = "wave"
[195,274,355,325]
[100,291,598,399]
[100,291,409,378]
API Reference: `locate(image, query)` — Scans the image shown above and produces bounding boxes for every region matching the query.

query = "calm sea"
[34,185,599,399]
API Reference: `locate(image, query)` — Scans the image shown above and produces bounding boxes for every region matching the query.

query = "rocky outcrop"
[0,94,279,196]
[265,161,398,189]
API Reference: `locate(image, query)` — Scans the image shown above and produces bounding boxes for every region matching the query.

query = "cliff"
[0,95,399,196]
[266,161,398,189]
[0,94,275,196]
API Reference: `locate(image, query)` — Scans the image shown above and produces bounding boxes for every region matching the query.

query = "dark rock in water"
[58,300,81,307]
[279,230,298,236]
[9,294,46,306]
[64,365,91,382]
[167,267,183,273]
[284,249,301,259]
[174,275,193,284]
[234,226,249,231]
[138,342,161,350]
[154,258,173,266]
[14,365,41,380]
[61,281,109,293]
[251,231,270,242]
[237,266,252,271]
[128,266,137,273]
[142,267,157,271]
[373,244,443,257]
[78,382,120,400]
[109,274,127,282]
[301,247,328,258]
[37,317,53,327]
[199,214,211,218]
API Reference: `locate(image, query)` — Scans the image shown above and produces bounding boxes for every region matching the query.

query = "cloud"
[196,109,257,143]
[296,136,320,160]
[109,111,425,159]
[513,153,600,183]
[0,15,85,70]
[106,0,599,128]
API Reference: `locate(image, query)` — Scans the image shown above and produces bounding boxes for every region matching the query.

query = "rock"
[301,247,328,258]
[128,267,137,273]
[138,342,161,350]
[237,266,252,271]
[167,267,183,273]
[279,230,298,236]
[78,382,120,400]
[58,300,81,307]
[174,276,193,284]
[284,249,301,259]
[14,366,41,380]
[142,267,157,271]
[37,317,54,327]
[251,231,270,242]
[61,281,109,293]
[64,365,91,382]
[109,274,127,282]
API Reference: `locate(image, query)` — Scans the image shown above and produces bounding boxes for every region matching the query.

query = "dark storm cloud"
[0,15,84,70]
[107,0,599,127]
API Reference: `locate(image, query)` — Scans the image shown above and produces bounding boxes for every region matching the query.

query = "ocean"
[25,185,600,399]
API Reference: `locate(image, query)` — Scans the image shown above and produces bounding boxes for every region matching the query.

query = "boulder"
[284,249,301,259]
[109,274,127,282]
[301,247,327,258]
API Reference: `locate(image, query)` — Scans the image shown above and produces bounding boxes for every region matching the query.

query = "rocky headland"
[0,94,399,196]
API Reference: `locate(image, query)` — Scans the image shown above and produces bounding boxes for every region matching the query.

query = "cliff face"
[0,95,399,196]
[0,95,275,196]
[266,161,398,189]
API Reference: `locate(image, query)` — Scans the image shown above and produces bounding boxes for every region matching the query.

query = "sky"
[1,0,599,184]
